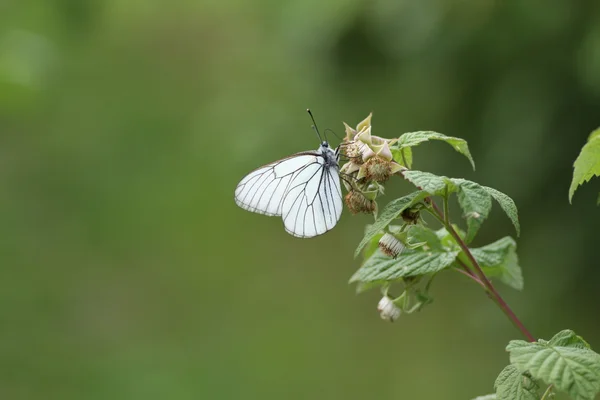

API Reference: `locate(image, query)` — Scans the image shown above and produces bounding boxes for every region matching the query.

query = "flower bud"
[377,296,401,322]
[358,155,404,182]
[343,141,365,164]
[344,190,376,214]
[378,233,404,258]
[401,208,421,224]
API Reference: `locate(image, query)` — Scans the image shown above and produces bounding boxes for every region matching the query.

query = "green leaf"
[570,127,600,203]
[354,281,384,294]
[362,228,384,260]
[354,191,428,258]
[405,225,444,251]
[451,179,492,243]
[472,395,497,400]
[435,226,464,250]
[548,330,591,350]
[483,186,521,237]
[396,131,475,170]
[402,170,457,196]
[507,336,600,400]
[392,146,413,168]
[349,248,459,283]
[494,364,539,400]
[470,236,523,290]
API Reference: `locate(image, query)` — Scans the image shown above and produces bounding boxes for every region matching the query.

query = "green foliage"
[405,225,445,251]
[435,226,464,248]
[472,395,497,400]
[395,131,475,170]
[470,237,523,290]
[392,146,413,168]
[400,171,520,240]
[483,186,521,237]
[361,228,384,261]
[505,330,600,400]
[451,179,492,243]
[569,127,600,203]
[548,329,591,349]
[354,154,523,293]
[402,170,456,196]
[349,248,459,284]
[354,191,428,258]
[494,364,540,400]
[348,124,598,400]
[351,225,460,290]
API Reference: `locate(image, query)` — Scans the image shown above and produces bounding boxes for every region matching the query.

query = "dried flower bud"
[364,156,394,182]
[401,208,421,224]
[379,233,404,258]
[343,141,365,164]
[358,155,404,182]
[377,296,401,322]
[344,190,376,214]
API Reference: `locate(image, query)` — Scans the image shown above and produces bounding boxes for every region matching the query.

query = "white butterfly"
[234,135,343,238]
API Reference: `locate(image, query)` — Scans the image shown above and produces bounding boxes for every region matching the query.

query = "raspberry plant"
[343,114,600,400]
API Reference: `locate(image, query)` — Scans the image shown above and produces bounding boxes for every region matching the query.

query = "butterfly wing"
[234,153,321,217]
[281,159,343,238]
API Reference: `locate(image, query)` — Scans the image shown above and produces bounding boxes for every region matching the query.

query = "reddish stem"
[453,265,484,286]
[430,200,535,342]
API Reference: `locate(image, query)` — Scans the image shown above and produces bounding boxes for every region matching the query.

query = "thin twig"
[433,202,536,342]
[443,187,450,225]
[541,384,554,400]
[453,266,485,287]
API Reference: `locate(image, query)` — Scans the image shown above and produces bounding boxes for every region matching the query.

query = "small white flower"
[377,296,401,322]
[378,233,404,258]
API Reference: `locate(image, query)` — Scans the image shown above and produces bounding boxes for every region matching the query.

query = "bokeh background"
[1,0,600,399]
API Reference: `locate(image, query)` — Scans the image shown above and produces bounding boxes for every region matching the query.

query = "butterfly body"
[235,142,343,238]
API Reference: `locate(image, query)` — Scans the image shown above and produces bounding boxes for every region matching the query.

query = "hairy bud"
[344,190,376,214]
[378,233,404,258]
[362,156,392,182]
[343,141,365,164]
[401,208,421,224]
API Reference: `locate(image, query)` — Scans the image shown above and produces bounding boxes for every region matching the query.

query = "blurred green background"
[1,0,600,399]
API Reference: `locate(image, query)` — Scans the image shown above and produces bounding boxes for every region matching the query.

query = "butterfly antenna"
[307,108,324,143]
[324,128,343,142]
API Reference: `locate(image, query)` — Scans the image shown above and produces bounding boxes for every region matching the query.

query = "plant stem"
[453,265,485,287]
[541,384,554,400]
[443,188,450,225]
[423,206,480,281]
[429,200,535,342]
